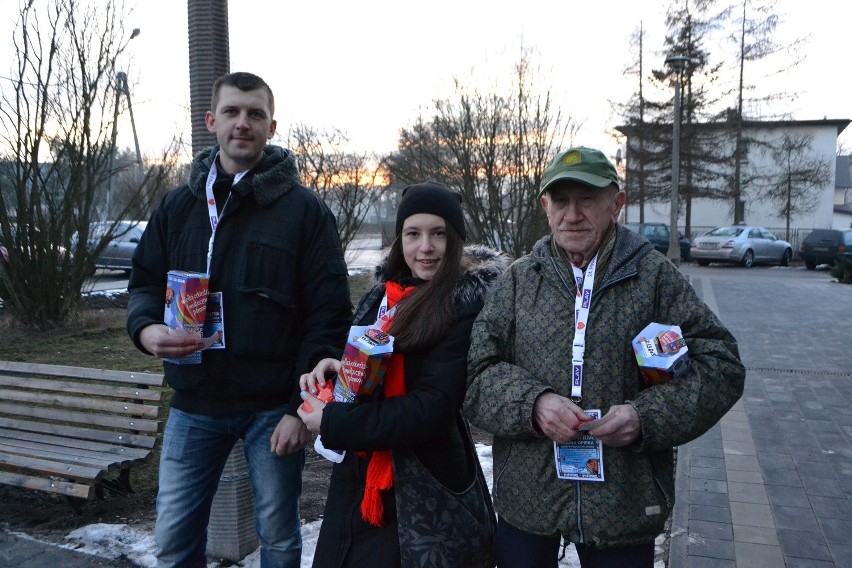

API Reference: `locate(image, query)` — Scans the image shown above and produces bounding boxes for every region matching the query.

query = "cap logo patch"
[562,151,583,166]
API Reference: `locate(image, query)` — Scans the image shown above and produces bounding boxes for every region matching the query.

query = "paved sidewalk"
[0,530,135,567]
[669,267,852,567]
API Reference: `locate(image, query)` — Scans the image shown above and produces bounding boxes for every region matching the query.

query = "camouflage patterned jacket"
[464,224,745,548]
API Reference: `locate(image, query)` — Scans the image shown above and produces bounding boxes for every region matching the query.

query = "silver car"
[86,220,147,274]
[690,225,792,268]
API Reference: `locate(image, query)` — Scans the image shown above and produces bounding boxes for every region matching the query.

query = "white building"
[617,118,850,245]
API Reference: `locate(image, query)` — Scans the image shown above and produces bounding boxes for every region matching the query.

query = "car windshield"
[707,227,744,237]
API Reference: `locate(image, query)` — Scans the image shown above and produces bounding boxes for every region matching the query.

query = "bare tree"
[0,0,179,328]
[726,0,808,223]
[287,124,387,255]
[756,132,831,241]
[386,50,577,258]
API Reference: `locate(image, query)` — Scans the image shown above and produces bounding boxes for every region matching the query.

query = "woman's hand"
[297,390,326,433]
[299,358,341,394]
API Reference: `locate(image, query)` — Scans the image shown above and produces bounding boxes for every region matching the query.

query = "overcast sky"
[2,0,850,161]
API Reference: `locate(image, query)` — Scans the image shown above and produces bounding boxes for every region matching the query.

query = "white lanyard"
[569,254,598,402]
[204,153,248,275]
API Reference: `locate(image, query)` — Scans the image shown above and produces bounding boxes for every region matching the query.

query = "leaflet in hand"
[333,325,394,403]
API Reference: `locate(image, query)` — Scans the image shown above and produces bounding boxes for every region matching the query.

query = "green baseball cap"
[538,147,620,198]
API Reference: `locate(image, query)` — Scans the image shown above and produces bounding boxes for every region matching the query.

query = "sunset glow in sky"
[2,0,850,162]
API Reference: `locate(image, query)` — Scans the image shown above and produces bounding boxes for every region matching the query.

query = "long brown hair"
[384,223,464,351]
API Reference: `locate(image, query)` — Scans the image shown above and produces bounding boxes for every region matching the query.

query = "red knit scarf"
[360,281,413,527]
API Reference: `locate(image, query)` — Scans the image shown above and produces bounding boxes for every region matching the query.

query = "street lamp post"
[665,55,689,266]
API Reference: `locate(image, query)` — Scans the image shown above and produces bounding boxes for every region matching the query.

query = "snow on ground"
[52,445,625,568]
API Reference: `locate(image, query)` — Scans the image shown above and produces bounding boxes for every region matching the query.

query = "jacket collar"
[187,144,302,206]
[532,224,653,290]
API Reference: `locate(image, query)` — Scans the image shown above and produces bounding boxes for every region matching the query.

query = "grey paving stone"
[771,505,820,532]
[777,528,832,562]
[688,489,731,507]
[801,475,845,498]
[690,477,728,493]
[733,541,785,568]
[724,440,757,456]
[685,556,736,568]
[691,445,725,459]
[692,454,726,469]
[730,502,774,528]
[733,524,779,546]
[827,541,852,567]
[727,481,769,504]
[689,519,734,541]
[757,452,796,469]
[816,517,852,545]
[726,454,761,471]
[784,558,836,568]
[791,448,830,465]
[726,468,765,484]
[807,495,852,519]
[766,485,810,508]
[689,536,734,559]
[761,466,804,487]
[689,503,731,524]
[692,466,727,481]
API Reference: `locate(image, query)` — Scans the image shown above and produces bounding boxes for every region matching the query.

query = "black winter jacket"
[127,145,352,417]
[311,244,509,568]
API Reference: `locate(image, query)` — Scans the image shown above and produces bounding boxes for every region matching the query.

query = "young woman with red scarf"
[298,182,508,567]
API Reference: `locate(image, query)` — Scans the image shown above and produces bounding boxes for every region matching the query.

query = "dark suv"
[623,222,692,262]
[799,228,852,270]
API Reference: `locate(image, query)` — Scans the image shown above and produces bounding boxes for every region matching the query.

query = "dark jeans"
[496,517,654,568]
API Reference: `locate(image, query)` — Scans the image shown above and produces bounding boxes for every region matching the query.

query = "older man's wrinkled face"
[540,182,625,267]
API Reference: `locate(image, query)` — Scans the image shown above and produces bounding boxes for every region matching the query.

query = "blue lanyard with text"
[569,254,598,402]
[204,153,248,275]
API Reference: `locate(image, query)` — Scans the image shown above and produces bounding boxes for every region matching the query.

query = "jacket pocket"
[231,285,296,360]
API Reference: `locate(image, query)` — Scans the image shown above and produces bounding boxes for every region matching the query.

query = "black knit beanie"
[395,182,466,241]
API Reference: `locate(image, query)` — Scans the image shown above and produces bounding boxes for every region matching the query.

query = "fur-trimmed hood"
[359,244,511,318]
[187,144,303,206]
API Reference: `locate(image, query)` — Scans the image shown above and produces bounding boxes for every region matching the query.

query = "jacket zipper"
[575,481,585,543]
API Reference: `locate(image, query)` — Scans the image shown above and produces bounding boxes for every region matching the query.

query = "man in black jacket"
[127,72,351,568]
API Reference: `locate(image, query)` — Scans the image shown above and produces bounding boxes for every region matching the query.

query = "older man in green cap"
[464,146,745,567]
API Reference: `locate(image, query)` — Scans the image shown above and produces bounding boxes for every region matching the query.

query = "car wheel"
[741,250,754,268]
[780,249,791,267]
[697,260,710,266]
[805,260,816,270]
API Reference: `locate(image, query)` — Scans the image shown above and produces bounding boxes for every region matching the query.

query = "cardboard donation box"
[163,270,209,364]
[333,325,395,403]
[632,323,690,385]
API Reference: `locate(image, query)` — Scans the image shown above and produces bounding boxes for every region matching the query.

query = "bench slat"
[0,416,159,449]
[0,469,93,499]
[0,440,124,470]
[0,452,104,481]
[0,361,164,387]
[0,374,162,402]
[0,402,160,432]
[0,388,160,418]
[0,428,151,459]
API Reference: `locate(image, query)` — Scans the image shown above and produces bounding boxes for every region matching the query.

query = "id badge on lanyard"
[201,154,249,350]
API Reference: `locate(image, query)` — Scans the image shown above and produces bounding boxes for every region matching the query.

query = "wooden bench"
[0,360,166,505]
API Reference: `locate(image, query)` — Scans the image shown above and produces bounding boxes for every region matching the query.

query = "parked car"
[798,228,852,270]
[0,227,67,271]
[690,225,792,268]
[79,220,147,274]
[623,222,692,262]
